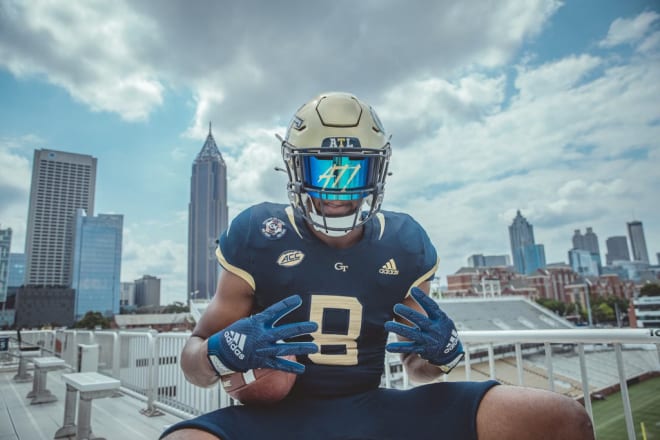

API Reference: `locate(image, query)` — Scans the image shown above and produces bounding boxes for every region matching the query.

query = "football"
[220,356,297,405]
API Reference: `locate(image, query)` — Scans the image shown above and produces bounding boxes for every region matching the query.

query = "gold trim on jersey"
[215,247,256,291]
[405,255,440,297]
[375,212,385,240]
[285,206,303,238]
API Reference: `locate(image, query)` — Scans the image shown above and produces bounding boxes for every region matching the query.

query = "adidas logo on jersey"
[224,330,247,360]
[379,258,400,275]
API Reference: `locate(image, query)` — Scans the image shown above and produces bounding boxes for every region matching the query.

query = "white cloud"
[599,11,660,48]
[378,28,660,280]
[0,135,40,253]
[638,30,660,53]
[122,222,187,305]
[0,0,163,121]
[514,55,602,101]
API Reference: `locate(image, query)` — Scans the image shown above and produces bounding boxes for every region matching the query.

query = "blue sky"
[1,0,659,305]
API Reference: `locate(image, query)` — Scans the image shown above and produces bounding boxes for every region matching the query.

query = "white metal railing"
[458,328,660,440]
[2,328,658,440]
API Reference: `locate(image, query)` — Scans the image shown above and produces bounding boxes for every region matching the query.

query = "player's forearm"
[181,335,220,388]
[402,353,445,384]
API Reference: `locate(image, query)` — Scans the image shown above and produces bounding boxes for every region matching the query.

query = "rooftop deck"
[0,366,180,440]
[0,327,658,440]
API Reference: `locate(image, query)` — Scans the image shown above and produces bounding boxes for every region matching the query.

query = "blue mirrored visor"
[302,155,375,200]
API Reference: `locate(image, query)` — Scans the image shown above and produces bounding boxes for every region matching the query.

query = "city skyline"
[0,1,659,304]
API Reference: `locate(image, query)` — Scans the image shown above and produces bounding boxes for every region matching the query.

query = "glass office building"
[509,210,546,275]
[7,253,26,288]
[71,209,123,319]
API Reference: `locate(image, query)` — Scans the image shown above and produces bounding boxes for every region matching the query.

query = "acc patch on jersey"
[261,217,286,240]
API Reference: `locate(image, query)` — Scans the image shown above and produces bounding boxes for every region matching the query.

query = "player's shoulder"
[378,209,427,235]
[229,202,289,231]
[224,202,299,248]
[376,209,433,253]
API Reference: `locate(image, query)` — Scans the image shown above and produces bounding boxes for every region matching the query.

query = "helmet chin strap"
[305,195,363,237]
[308,210,356,237]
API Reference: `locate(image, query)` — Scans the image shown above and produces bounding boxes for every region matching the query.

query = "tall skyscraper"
[71,209,123,320]
[627,220,649,264]
[605,236,630,265]
[0,226,11,303]
[188,124,228,301]
[25,149,97,286]
[509,210,545,274]
[571,227,601,274]
[572,227,600,256]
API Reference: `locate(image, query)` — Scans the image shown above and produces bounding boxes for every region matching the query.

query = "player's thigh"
[476,385,593,440]
[160,428,221,440]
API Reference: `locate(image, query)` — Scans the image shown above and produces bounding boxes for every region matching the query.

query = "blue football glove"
[384,287,464,373]
[207,295,318,375]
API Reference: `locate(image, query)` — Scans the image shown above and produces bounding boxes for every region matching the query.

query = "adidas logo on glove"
[443,329,459,354]
[224,330,247,360]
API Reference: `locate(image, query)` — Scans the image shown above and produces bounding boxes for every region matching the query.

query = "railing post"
[577,343,593,421]
[140,332,163,417]
[487,344,495,380]
[615,343,636,440]
[464,345,471,381]
[112,332,120,379]
[514,343,524,386]
[544,342,555,392]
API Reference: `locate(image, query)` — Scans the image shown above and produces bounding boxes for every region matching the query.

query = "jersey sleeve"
[401,214,439,289]
[216,207,256,290]
[416,226,439,285]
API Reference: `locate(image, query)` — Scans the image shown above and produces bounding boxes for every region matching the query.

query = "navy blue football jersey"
[217,202,438,397]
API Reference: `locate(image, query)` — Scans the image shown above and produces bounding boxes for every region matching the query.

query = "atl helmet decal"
[321,137,362,148]
[261,217,286,240]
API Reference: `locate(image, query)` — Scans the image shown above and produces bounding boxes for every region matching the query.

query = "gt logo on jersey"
[334,262,349,272]
[379,258,399,275]
[261,217,286,240]
[277,250,305,267]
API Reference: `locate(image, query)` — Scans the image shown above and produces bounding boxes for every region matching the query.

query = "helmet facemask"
[280,140,391,236]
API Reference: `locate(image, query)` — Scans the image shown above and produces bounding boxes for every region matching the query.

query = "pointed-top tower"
[188,122,228,301]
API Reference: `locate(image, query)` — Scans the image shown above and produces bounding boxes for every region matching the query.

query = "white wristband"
[208,355,235,376]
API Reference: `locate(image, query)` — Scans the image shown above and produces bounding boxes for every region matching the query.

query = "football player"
[161,92,593,439]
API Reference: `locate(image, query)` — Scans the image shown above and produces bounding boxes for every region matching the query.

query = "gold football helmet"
[278,92,391,236]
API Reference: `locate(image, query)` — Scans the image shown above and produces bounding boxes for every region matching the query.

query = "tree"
[73,311,112,329]
[536,298,566,316]
[640,283,660,297]
[593,303,614,323]
[162,301,190,314]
